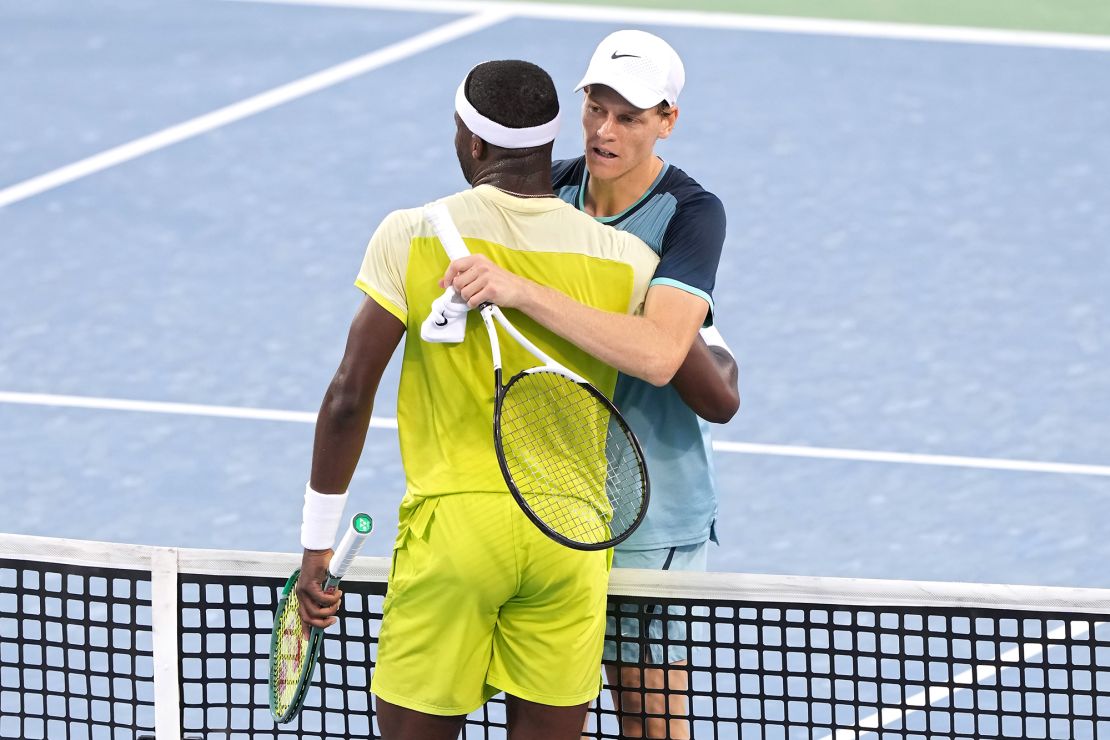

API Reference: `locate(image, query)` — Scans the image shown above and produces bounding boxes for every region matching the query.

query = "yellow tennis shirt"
[355,185,659,500]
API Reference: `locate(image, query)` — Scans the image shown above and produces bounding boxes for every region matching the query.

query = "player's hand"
[295,549,343,635]
[441,254,531,308]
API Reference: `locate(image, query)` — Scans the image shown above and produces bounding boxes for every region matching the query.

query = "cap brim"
[575,74,666,110]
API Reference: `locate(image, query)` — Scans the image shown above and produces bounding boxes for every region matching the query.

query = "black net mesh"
[2,548,1109,739]
[0,557,156,740]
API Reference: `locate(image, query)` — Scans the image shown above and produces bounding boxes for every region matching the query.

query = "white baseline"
[5,0,1105,210]
[224,0,1110,51]
[2,391,1108,477]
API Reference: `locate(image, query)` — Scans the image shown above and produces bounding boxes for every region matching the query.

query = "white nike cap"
[575,30,685,109]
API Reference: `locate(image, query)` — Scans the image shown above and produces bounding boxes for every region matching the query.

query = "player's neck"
[583,156,663,218]
[471,163,555,199]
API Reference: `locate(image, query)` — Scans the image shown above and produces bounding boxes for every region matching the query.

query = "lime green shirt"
[355,185,659,501]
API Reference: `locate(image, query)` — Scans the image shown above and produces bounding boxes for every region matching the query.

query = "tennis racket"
[268,512,373,723]
[423,202,649,551]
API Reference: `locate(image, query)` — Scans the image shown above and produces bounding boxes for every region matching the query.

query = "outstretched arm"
[298,297,405,630]
[669,328,740,424]
[443,255,705,386]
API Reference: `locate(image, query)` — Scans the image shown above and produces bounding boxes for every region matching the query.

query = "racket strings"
[499,371,645,545]
[271,591,309,714]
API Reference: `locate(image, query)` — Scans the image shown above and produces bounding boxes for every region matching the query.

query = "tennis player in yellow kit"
[293,60,658,740]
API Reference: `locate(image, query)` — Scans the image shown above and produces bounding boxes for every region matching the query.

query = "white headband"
[455,79,560,148]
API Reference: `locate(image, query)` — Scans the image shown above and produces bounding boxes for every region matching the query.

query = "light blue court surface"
[2,0,1109,588]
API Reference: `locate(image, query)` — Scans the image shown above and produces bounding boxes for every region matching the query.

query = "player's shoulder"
[376,203,427,230]
[552,156,586,189]
[369,189,496,249]
[563,199,644,242]
[365,204,425,250]
[426,188,480,213]
[592,214,659,271]
[395,188,485,234]
[604,218,657,255]
[661,164,724,216]
[550,196,657,265]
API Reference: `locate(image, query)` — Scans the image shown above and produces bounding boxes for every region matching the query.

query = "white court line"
[713,440,1110,478]
[822,621,1082,739]
[4,0,1104,208]
[0,10,508,209]
[0,391,398,429]
[223,0,1110,51]
[3,391,1109,477]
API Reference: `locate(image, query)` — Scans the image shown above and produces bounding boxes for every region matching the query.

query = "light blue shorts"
[603,541,710,665]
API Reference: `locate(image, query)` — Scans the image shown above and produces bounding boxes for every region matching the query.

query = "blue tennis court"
[2,0,1109,588]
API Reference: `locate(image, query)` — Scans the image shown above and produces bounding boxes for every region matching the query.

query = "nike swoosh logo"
[611,52,640,59]
[434,314,448,327]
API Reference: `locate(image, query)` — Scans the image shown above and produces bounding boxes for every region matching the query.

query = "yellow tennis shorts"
[370,492,611,715]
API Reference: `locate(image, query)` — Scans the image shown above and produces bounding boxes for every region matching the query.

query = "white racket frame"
[423,202,588,385]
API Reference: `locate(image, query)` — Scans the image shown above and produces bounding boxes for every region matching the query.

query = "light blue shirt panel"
[616,194,676,255]
[613,377,718,550]
[555,182,720,550]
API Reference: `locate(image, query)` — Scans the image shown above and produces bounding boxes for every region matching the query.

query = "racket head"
[494,368,649,550]
[268,570,325,723]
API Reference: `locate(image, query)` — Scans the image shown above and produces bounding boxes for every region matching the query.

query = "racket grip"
[327,513,373,581]
[424,203,472,260]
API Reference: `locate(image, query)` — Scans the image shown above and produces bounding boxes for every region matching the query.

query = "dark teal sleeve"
[651,191,726,318]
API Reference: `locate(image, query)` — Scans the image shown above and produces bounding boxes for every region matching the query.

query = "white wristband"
[301,483,349,550]
[699,325,733,357]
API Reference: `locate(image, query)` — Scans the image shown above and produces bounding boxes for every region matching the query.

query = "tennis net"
[2,532,1108,739]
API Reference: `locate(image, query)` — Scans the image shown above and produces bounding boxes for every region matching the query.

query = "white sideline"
[2,390,1109,477]
[713,440,1110,478]
[824,620,1081,739]
[0,11,508,209]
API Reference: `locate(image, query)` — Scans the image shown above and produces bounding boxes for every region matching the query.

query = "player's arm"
[669,328,740,423]
[444,265,704,387]
[447,190,726,387]
[310,298,405,493]
[298,297,405,629]
[447,259,739,416]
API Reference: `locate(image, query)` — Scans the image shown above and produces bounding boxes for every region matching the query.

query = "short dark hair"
[464,60,559,129]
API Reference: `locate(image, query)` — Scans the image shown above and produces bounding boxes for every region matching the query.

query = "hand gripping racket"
[268,513,373,723]
[424,202,649,551]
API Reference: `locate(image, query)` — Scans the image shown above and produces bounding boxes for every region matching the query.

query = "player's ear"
[471,134,487,160]
[652,104,679,142]
[657,105,679,140]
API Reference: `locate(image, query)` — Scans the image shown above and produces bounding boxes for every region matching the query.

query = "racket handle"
[424,202,472,260]
[327,513,373,581]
